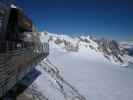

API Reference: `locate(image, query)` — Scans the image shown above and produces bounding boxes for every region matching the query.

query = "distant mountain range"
[40,31,133,66]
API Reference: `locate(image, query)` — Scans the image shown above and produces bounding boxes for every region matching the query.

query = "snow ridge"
[42,31,133,66]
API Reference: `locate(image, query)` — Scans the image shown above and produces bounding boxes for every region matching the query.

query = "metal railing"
[0,41,49,54]
[36,42,49,54]
[0,41,26,53]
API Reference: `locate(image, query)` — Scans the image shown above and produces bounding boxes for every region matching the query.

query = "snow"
[80,35,98,48]
[39,32,49,43]
[32,65,65,100]
[48,43,133,100]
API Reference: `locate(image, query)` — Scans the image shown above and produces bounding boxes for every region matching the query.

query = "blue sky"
[16,0,133,41]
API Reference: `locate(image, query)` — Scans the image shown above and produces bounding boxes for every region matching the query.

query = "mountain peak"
[40,31,133,66]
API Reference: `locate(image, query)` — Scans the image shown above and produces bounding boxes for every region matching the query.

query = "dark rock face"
[97,39,124,63]
[49,37,79,52]
[79,37,90,43]
[54,38,64,45]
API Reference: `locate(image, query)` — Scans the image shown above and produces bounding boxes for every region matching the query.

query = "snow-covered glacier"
[15,32,133,100]
[48,39,133,100]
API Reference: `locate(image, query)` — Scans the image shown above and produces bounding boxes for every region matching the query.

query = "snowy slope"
[16,32,133,100]
[48,42,133,100]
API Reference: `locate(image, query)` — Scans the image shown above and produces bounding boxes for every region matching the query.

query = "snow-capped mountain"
[41,31,133,66]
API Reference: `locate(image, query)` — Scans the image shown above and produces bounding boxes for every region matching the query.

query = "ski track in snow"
[39,59,86,100]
